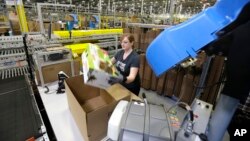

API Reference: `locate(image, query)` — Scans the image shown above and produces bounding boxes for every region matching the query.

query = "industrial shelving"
[0,35,43,79]
[126,22,171,29]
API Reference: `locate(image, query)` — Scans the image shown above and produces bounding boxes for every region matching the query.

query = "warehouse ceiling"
[22,0,216,14]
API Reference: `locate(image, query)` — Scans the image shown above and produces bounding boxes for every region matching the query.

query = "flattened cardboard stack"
[164,68,184,97]
[123,27,163,52]
[65,75,131,141]
[156,73,167,95]
[139,54,146,86]
[178,74,200,104]
[82,44,122,89]
[142,56,152,89]
[150,72,158,91]
[201,56,225,104]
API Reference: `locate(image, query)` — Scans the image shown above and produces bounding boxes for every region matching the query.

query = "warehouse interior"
[0,0,249,141]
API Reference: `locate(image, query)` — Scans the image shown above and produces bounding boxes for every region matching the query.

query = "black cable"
[192,132,208,141]
[44,86,50,94]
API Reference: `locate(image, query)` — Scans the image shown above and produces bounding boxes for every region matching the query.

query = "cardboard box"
[65,75,131,141]
[35,59,80,85]
[82,44,122,89]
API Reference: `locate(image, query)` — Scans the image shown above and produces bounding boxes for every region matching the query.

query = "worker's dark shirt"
[114,50,141,95]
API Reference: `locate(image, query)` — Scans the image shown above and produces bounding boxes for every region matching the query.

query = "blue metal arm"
[146,0,250,76]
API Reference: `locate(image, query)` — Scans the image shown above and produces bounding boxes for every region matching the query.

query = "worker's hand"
[108,76,123,85]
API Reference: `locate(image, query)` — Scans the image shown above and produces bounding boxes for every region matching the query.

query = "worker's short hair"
[120,33,135,43]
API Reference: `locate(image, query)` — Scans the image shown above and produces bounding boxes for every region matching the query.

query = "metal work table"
[37,81,84,141]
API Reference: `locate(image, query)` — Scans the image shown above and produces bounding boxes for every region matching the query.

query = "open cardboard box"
[65,75,132,141]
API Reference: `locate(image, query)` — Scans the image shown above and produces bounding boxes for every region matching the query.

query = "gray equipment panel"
[119,101,172,141]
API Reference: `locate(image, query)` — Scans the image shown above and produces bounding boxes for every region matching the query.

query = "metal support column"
[195,56,213,98]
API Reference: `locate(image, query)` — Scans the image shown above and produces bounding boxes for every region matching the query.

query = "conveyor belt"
[0,76,42,141]
[0,66,29,80]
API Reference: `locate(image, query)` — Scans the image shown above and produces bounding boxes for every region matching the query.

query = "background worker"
[108,33,141,96]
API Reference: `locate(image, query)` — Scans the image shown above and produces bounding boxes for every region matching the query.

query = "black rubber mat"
[0,76,42,141]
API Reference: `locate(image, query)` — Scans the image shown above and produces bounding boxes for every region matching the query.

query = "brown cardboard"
[146,30,156,37]
[178,74,199,104]
[66,75,131,141]
[134,42,140,49]
[0,27,8,34]
[145,38,155,44]
[132,27,142,34]
[65,14,74,21]
[164,69,177,96]
[141,43,149,52]
[28,21,39,32]
[142,59,152,89]
[140,33,145,43]
[133,33,140,42]
[156,73,167,95]
[106,84,131,101]
[123,28,131,33]
[201,56,225,104]
[150,72,158,91]
[172,69,185,97]
[139,54,145,85]
[206,56,224,104]
[195,51,207,68]
[36,59,80,85]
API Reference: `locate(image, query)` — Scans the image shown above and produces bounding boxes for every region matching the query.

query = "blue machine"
[66,14,78,30]
[146,0,250,76]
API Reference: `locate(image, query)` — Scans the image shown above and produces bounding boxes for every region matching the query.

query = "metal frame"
[37,3,76,34]
[0,35,44,80]
[126,22,171,29]
[33,49,74,87]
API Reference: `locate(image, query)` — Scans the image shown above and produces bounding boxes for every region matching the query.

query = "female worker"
[108,33,141,96]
